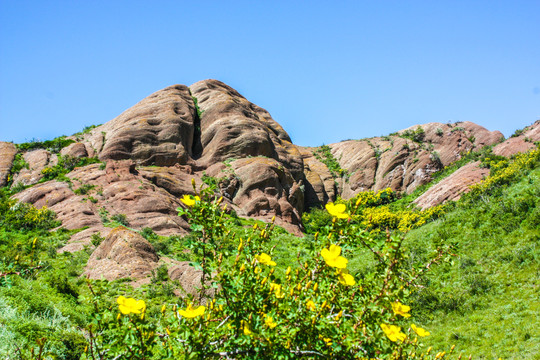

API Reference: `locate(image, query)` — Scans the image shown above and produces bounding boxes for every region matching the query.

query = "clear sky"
[1,1,539,146]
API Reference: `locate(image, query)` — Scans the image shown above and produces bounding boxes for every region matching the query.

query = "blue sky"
[1,1,539,146]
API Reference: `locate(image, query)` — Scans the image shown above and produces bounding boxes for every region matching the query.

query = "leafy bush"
[313,145,347,179]
[40,155,102,182]
[401,127,425,143]
[110,213,129,226]
[0,190,59,231]
[16,136,75,153]
[81,184,452,359]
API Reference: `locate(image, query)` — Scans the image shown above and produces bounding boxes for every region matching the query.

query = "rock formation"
[0,142,17,187]
[4,79,537,281]
[300,121,503,207]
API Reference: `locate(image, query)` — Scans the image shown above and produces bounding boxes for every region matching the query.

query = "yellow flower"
[270,283,285,298]
[381,323,407,342]
[306,300,316,311]
[117,296,146,315]
[241,320,252,335]
[237,238,244,252]
[391,301,411,318]
[321,244,348,268]
[264,314,277,328]
[180,194,200,206]
[255,253,277,266]
[337,268,356,286]
[411,324,430,337]
[325,202,349,219]
[178,304,206,318]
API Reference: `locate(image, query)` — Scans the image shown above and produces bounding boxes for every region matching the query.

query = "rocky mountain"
[1,79,539,260]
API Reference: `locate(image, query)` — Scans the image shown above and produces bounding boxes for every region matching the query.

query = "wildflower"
[178,304,206,318]
[181,194,200,206]
[325,202,349,219]
[238,238,244,252]
[264,314,277,328]
[239,263,246,272]
[255,253,277,266]
[391,301,411,318]
[241,320,252,335]
[306,300,316,311]
[381,324,406,342]
[321,244,348,268]
[117,296,146,315]
[270,283,285,298]
[319,335,333,346]
[411,324,430,337]
[337,268,356,286]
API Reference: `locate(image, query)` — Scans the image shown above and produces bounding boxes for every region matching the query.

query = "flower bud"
[239,263,246,272]
[285,266,291,276]
[271,215,276,223]
[217,196,223,205]
[313,283,318,291]
[161,304,166,314]
[238,238,244,252]
[191,178,196,188]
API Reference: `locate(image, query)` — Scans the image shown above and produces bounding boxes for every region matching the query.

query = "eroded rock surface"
[0,142,17,187]
[413,161,489,209]
[493,120,540,157]
[84,227,159,281]
[302,122,503,204]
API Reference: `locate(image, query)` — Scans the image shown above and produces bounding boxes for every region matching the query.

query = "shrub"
[111,214,129,226]
[82,184,452,359]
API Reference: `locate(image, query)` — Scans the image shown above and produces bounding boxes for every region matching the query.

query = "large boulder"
[84,227,159,281]
[493,120,540,157]
[413,161,489,209]
[0,142,17,187]
[84,85,198,166]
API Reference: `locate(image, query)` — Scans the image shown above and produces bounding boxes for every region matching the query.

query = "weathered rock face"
[11,149,54,187]
[84,227,159,281]
[413,161,489,209]
[493,120,540,157]
[0,142,17,187]
[84,227,208,295]
[5,80,529,248]
[297,146,336,208]
[84,85,198,166]
[301,122,503,206]
[189,80,304,180]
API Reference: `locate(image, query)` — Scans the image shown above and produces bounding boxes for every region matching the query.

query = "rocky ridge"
[1,79,538,284]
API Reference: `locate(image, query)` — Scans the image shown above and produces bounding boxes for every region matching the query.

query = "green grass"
[403,166,540,359]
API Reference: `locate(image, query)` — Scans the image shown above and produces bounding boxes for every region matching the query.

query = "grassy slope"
[404,167,540,359]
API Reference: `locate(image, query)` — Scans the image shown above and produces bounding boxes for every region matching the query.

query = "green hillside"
[0,146,538,359]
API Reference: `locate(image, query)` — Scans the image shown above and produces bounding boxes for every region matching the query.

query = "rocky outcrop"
[84,227,159,281]
[7,79,529,247]
[302,122,503,206]
[190,80,304,179]
[0,142,17,187]
[80,85,198,165]
[84,227,208,296]
[413,161,489,209]
[493,120,540,157]
[11,149,54,186]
